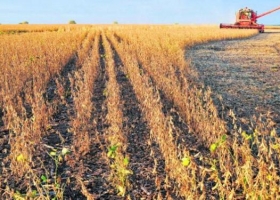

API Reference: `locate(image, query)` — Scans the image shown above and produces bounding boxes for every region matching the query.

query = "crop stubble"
[187,31,280,135]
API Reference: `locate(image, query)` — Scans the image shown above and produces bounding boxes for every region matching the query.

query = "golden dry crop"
[0,25,279,199]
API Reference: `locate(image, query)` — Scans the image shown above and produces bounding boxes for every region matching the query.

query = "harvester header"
[220,5,280,33]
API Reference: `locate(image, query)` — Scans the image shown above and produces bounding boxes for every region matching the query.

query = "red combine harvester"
[220,5,280,33]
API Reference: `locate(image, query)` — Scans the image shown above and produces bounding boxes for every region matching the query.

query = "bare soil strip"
[187,32,280,135]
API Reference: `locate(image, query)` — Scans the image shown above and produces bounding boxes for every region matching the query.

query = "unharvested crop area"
[0,25,279,199]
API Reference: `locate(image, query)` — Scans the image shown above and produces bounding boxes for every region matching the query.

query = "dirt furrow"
[108,38,171,199]
[111,39,156,198]
[78,35,115,199]
[42,55,85,199]
[116,59,156,198]
[39,33,99,198]
[136,58,209,158]
[43,56,76,147]
[0,54,81,199]
[40,33,111,199]
[135,57,220,198]
[137,60,214,198]
[159,90,209,155]
[44,34,114,199]
[187,32,280,135]
[0,116,10,195]
[91,36,109,133]
[0,40,89,198]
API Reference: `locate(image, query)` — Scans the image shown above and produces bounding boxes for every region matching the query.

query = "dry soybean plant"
[1,25,279,199]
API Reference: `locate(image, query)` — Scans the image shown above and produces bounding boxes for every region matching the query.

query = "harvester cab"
[220,5,280,33]
[237,7,254,21]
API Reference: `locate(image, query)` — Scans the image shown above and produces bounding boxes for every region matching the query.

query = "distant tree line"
[68,20,76,24]
[14,20,80,25]
[19,21,29,24]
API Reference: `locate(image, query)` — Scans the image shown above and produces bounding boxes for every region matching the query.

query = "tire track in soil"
[186,32,280,135]
[108,37,178,199]
[79,35,116,199]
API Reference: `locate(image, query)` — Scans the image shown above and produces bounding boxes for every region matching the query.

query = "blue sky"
[0,0,280,25]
